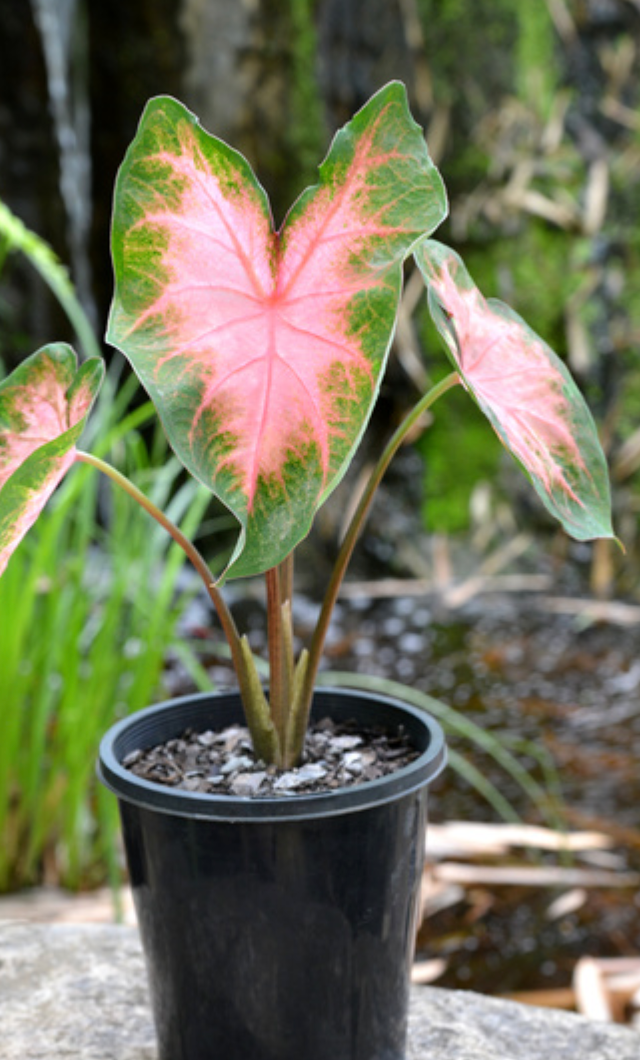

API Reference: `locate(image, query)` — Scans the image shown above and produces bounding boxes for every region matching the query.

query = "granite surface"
[1,922,638,1059]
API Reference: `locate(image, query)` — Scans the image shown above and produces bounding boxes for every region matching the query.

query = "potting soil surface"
[124,715,420,797]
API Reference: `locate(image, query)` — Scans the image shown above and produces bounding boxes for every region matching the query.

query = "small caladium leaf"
[0,344,104,575]
[415,240,615,542]
[108,82,447,578]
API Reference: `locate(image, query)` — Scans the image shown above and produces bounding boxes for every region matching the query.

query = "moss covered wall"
[1,0,638,559]
[414,0,640,542]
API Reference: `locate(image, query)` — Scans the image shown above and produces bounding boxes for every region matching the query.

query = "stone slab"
[1,922,638,1059]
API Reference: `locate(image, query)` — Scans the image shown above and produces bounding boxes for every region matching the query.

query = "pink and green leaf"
[107,82,447,578]
[0,344,104,574]
[414,240,615,542]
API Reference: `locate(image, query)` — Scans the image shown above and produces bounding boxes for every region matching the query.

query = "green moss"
[417,0,557,110]
[421,386,503,533]
[412,0,640,536]
[288,0,325,180]
[417,0,517,102]
[416,0,518,191]
[615,360,640,445]
[463,226,587,351]
[615,214,640,338]
[417,312,503,533]
[515,5,558,119]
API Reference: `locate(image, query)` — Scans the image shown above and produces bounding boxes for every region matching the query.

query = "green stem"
[292,370,461,747]
[279,551,294,609]
[266,566,286,749]
[265,554,296,765]
[74,450,247,687]
[279,553,295,701]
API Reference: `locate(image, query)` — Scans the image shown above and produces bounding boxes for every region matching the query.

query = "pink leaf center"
[433,265,587,505]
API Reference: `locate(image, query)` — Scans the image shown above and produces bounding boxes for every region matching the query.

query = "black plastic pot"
[98,687,446,1060]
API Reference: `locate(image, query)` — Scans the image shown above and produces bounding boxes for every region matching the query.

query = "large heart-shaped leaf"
[415,240,615,542]
[107,82,447,578]
[0,344,104,574]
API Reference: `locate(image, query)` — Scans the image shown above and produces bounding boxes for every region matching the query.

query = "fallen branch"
[432,862,639,889]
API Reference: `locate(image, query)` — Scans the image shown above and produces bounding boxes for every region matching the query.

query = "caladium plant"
[0,83,616,769]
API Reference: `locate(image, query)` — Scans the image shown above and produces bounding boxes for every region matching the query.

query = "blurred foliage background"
[0,0,639,893]
[1,0,639,575]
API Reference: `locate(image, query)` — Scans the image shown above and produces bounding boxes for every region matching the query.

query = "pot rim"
[97,687,447,821]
